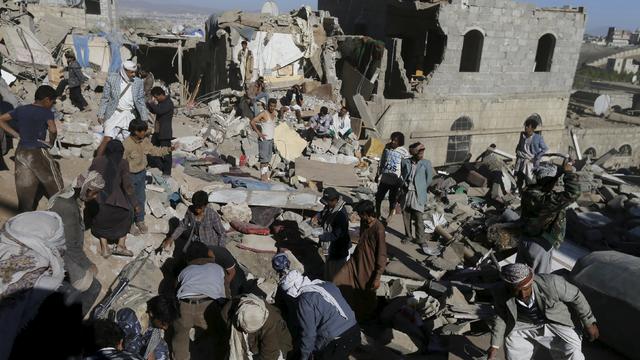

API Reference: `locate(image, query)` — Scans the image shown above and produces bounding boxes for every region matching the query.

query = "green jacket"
[490,274,596,348]
[521,172,580,248]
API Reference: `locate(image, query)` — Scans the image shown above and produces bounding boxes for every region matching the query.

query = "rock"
[176,203,188,219]
[148,194,167,218]
[363,137,385,158]
[381,328,420,355]
[237,234,278,253]
[607,195,628,211]
[241,138,259,167]
[208,164,231,174]
[176,136,204,152]
[273,123,307,162]
[447,193,468,206]
[221,202,252,223]
[310,137,332,154]
[146,216,169,234]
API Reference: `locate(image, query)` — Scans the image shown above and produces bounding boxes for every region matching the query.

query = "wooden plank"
[295,158,361,187]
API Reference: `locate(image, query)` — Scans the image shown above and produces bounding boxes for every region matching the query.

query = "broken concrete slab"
[175,136,204,152]
[363,137,385,158]
[310,137,332,154]
[237,234,278,253]
[209,189,323,211]
[221,202,252,223]
[295,158,360,187]
[208,164,231,174]
[273,123,308,162]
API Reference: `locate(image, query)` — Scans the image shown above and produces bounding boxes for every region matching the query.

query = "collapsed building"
[319,0,587,165]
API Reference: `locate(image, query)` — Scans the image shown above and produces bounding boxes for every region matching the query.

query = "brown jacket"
[221,299,293,360]
[89,156,137,210]
[123,136,171,173]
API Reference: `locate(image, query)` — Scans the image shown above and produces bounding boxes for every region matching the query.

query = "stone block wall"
[567,126,640,163]
[29,3,113,30]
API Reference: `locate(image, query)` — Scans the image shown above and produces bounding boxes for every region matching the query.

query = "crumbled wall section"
[426,0,586,96]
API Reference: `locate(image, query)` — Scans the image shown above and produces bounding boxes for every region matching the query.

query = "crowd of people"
[0,53,601,360]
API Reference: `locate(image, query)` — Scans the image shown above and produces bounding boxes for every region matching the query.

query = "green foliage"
[574,66,635,88]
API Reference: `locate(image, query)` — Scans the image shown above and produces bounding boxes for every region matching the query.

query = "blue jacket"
[98,73,149,121]
[401,158,434,207]
[516,132,548,163]
[297,282,357,359]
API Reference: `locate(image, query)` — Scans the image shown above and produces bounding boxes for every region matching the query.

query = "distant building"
[606,27,632,47]
[630,30,640,45]
[606,58,639,75]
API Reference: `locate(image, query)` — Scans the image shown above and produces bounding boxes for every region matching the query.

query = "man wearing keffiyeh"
[487,263,599,360]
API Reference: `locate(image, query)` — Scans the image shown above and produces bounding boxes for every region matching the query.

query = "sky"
[155,0,638,35]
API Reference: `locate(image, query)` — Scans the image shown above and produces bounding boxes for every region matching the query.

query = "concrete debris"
[221,202,252,223]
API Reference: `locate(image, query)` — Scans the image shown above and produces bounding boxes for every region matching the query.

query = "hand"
[260,133,267,140]
[563,160,574,173]
[162,238,173,250]
[310,216,319,226]
[487,346,498,360]
[585,323,599,342]
[372,278,381,290]
[97,117,104,124]
[134,205,141,214]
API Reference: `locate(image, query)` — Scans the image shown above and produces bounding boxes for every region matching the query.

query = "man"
[0,93,15,171]
[138,68,155,101]
[147,86,175,176]
[487,263,599,360]
[331,106,352,140]
[333,200,387,321]
[173,242,228,360]
[245,76,269,117]
[518,161,580,274]
[314,187,350,281]
[279,85,303,122]
[63,51,89,111]
[0,85,64,212]
[237,40,254,85]
[400,143,434,252]
[306,106,333,139]
[123,120,173,234]
[97,60,150,156]
[162,190,227,251]
[222,293,293,360]
[209,245,247,297]
[275,265,360,360]
[375,131,409,221]
[84,319,143,360]
[250,98,278,181]
[515,116,548,192]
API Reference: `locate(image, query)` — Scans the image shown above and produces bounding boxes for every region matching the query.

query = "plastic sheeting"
[571,251,640,360]
[232,31,304,80]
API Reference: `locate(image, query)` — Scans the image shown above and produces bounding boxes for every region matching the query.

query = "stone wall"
[567,126,640,164]
[29,3,113,30]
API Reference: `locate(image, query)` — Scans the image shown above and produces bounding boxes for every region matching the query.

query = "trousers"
[402,208,425,244]
[130,170,146,222]
[314,324,361,360]
[505,321,584,360]
[69,86,88,111]
[148,137,172,175]
[172,299,227,360]
[375,176,402,217]
[516,237,553,274]
[15,147,64,212]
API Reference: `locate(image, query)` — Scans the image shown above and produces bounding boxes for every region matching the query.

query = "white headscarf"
[0,211,66,358]
[121,60,137,82]
[280,270,347,319]
[229,294,270,360]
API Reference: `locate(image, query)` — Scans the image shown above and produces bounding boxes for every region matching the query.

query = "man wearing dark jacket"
[64,51,89,111]
[147,86,174,175]
[487,263,598,360]
[518,161,580,274]
[315,187,350,281]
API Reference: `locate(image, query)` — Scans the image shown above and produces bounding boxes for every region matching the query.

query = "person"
[84,319,143,360]
[116,295,177,360]
[237,40,254,85]
[138,68,155,101]
[245,76,269,117]
[518,161,580,274]
[514,116,548,192]
[400,143,434,251]
[147,86,175,176]
[222,293,293,360]
[89,140,139,258]
[0,93,15,171]
[173,242,228,360]
[276,266,360,360]
[48,171,105,312]
[64,51,89,111]
[123,119,173,234]
[331,106,352,140]
[279,85,303,122]
[314,187,350,281]
[162,190,227,252]
[97,61,150,157]
[333,200,387,321]
[250,98,278,181]
[209,245,247,297]
[375,131,409,222]
[487,263,599,360]
[306,106,333,139]
[0,211,66,358]
[0,84,64,212]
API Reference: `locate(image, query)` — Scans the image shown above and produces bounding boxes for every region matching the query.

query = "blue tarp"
[72,35,90,68]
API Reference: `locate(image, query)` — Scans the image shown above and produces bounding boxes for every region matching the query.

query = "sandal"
[112,247,134,257]
[100,247,112,259]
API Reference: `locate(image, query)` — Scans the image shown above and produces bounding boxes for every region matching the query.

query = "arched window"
[459,30,484,72]
[619,144,632,156]
[446,116,474,163]
[534,34,556,72]
[583,147,597,159]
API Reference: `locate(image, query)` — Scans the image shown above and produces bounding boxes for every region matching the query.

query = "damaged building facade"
[320,0,586,165]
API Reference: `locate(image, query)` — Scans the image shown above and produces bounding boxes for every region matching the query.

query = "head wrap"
[272,253,290,273]
[409,143,425,156]
[501,263,533,285]
[279,270,347,319]
[74,170,106,201]
[121,61,137,82]
[229,294,269,360]
[535,162,558,181]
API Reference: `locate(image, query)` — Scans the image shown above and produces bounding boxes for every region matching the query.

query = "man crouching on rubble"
[487,263,599,360]
[518,160,580,274]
